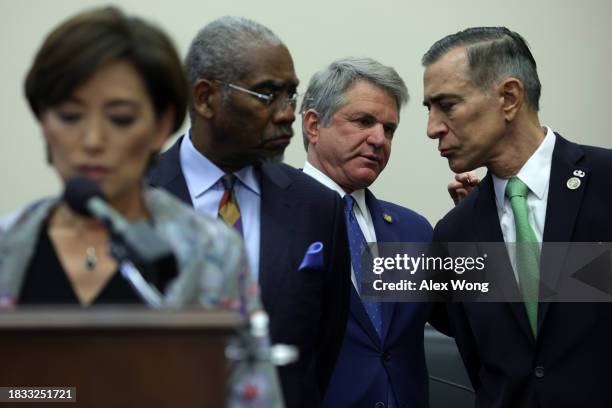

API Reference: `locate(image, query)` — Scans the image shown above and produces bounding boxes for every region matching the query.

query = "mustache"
[258,129,294,146]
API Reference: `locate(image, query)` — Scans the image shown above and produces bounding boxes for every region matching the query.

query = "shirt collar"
[180,130,260,199]
[303,161,368,213]
[492,126,556,209]
[235,166,260,196]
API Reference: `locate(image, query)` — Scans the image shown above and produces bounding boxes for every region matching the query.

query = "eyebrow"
[60,97,139,109]
[350,111,398,128]
[422,93,460,106]
[106,100,140,109]
[384,120,398,132]
[252,79,299,90]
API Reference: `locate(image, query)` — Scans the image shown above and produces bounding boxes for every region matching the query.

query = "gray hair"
[422,27,541,111]
[184,16,283,121]
[301,57,409,150]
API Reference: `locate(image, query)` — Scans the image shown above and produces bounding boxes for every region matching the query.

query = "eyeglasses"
[214,80,299,111]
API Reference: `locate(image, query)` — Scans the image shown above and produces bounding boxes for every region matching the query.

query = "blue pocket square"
[299,242,324,271]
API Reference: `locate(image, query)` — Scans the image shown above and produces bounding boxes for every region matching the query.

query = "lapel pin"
[566,177,581,190]
[573,169,586,178]
[383,214,393,223]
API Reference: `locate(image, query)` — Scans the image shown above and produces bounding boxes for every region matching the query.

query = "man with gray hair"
[301,57,439,408]
[423,27,612,407]
[149,16,351,407]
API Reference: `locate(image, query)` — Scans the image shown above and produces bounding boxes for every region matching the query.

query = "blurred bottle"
[226,311,298,408]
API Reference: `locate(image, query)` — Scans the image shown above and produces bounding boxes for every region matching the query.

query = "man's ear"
[497,77,524,122]
[192,79,217,119]
[302,109,321,145]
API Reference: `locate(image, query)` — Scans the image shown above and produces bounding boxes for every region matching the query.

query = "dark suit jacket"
[323,190,436,408]
[433,134,612,408]
[148,137,351,408]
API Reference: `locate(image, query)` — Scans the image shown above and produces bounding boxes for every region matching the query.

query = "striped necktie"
[218,174,243,236]
[506,177,540,336]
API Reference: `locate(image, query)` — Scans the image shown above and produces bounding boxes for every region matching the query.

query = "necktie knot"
[506,177,529,199]
[342,194,356,213]
[221,174,237,191]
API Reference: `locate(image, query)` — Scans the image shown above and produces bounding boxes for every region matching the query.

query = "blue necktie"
[343,195,383,337]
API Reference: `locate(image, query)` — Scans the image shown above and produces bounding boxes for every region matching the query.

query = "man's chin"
[448,158,468,173]
[349,171,377,190]
[448,156,482,174]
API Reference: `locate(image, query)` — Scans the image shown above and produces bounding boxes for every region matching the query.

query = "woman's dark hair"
[25,6,187,133]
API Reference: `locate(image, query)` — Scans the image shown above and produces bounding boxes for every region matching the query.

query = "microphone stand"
[226,311,298,407]
[96,213,173,308]
[118,261,163,308]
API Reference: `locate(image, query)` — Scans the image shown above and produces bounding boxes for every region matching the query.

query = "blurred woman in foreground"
[0,7,255,311]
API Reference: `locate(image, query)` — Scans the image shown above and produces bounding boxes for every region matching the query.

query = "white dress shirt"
[303,161,377,291]
[180,132,261,279]
[492,126,556,282]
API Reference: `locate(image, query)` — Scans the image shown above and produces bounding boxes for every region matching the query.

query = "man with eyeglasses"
[148,16,351,408]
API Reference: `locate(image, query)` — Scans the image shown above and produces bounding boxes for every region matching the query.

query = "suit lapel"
[349,285,383,347]
[542,135,587,242]
[539,135,587,329]
[475,174,535,341]
[365,190,397,342]
[258,164,295,302]
[148,136,192,206]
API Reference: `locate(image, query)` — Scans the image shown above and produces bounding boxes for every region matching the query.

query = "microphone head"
[63,176,106,217]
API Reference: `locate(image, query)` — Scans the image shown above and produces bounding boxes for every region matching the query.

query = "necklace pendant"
[85,246,97,272]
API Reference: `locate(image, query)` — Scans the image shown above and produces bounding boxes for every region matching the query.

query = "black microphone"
[64,176,177,306]
[63,176,106,217]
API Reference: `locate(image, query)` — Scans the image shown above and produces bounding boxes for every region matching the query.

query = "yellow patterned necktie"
[218,174,243,236]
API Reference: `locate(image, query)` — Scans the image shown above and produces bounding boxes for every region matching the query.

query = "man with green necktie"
[422,27,612,407]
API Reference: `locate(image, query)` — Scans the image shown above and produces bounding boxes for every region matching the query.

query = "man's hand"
[448,171,479,205]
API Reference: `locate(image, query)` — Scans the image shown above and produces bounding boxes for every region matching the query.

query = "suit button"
[534,366,545,378]
[375,402,385,408]
[382,351,391,361]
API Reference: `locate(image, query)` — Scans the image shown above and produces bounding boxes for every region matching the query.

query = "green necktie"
[506,177,540,336]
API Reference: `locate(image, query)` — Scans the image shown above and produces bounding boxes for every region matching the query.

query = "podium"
[0,308,242,407]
